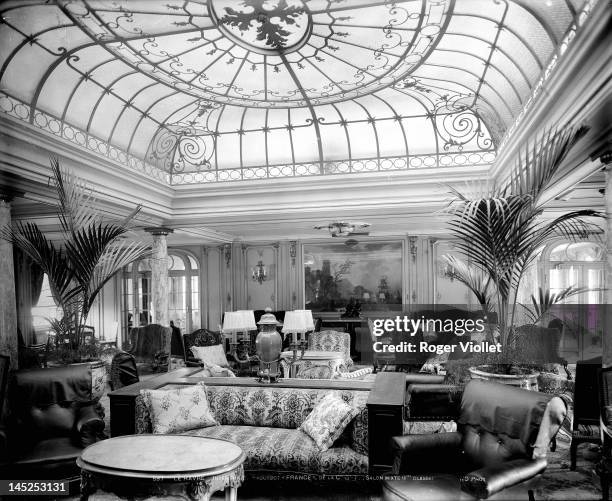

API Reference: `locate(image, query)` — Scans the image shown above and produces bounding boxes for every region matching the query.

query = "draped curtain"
[13,247,44,345]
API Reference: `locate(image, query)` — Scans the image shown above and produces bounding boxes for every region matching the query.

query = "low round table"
[77,435,246,501]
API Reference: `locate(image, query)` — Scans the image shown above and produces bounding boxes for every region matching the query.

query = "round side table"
[77,435,245,501]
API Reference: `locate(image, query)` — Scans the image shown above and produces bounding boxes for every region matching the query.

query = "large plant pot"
[89,360,106,401]
[469,365,539,391]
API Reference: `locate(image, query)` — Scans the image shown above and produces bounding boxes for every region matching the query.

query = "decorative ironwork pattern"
[0,0,593,184]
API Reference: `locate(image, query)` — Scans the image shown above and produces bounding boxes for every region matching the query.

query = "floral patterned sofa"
[134,384,369,478]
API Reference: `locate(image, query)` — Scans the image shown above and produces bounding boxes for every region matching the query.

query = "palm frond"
[87,240,150,310]
[441,255,493,309]
[51,157,100,235]
[505,125,589,199]
[524,286,588,324]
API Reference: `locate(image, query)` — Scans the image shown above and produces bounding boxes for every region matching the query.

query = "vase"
[256,312,283,380]
[469,365,539,391]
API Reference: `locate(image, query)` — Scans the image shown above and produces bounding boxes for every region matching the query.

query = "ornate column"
[0,190,22,369]
[603,151,612,367]
[145,227,173,326]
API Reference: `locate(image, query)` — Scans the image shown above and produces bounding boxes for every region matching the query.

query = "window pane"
[169,254,186,271]
[168,276,187,330]
[188,255,198,270]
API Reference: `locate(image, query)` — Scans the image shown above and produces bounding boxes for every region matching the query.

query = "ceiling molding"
[491,0,612,182]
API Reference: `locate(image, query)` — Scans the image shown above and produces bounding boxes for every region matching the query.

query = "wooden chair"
[182,329,224,367]
[570,356,602,470]
[182,329,242,376]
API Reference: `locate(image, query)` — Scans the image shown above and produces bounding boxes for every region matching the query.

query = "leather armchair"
[383,380,567,501]
[1,364,105,482]
[126,324,171,374]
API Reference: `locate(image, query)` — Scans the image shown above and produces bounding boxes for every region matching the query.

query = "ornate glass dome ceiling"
[0,0,595,184]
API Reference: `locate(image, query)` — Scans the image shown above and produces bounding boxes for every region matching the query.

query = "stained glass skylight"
[0,0,594,184]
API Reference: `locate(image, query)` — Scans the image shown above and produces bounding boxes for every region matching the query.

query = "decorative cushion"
[190,344,229,368]
[140,383,218,434]
[201,361,236,377]
[299,394,359,451]
[135,384,370,454]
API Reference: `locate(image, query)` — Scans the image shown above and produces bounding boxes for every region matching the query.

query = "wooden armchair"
[182,329,241,376]
[182,329,224,367]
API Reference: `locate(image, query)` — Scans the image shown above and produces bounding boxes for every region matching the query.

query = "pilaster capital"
[144,226,174,236]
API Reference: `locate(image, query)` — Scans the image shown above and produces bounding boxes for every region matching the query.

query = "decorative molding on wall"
[223,244,232,268]
[289,241,297,267]
[408,237,418,263]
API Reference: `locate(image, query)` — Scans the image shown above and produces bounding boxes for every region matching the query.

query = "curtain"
[13,247,44,345]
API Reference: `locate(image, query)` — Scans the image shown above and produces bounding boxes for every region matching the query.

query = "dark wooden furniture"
[108,370,405,472]
[78,435,246,500]
[570,356,602,470]
[182,328,224,367]
[367,372,406,474]
[597,366,612,501]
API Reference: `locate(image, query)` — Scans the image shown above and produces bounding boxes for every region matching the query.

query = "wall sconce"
[252,260,267,284]
[439,262,455,282]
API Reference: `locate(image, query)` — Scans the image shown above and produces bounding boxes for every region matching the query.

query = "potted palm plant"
[2,158,150,365]
[442,124,603,386]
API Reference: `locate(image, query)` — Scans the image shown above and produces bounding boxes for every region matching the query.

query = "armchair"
[383,380,567,501]
[308,330,352,370]
[182,329,239,377]
[109,351,139,391]
[1,364,105,485]
[126,324,172,375]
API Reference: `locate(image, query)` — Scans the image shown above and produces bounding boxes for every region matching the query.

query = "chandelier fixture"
[252,260,267,284]
[313,221,370,238]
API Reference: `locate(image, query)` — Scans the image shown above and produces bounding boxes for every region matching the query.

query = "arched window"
[122,251,201,339]
[547,241,604,305]
[167,253,201,332]
[544,240,604,362]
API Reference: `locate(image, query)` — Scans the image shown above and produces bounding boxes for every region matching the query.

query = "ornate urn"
[255,309,282,382]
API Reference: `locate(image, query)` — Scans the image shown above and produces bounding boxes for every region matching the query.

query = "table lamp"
[222,310,256,361]
[282,310,315,345]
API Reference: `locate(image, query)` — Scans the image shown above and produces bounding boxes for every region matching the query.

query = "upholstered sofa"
[134,384,369,478]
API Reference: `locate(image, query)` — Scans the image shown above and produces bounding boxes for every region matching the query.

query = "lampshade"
[282,310,315,333]
[222,310,256,332]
